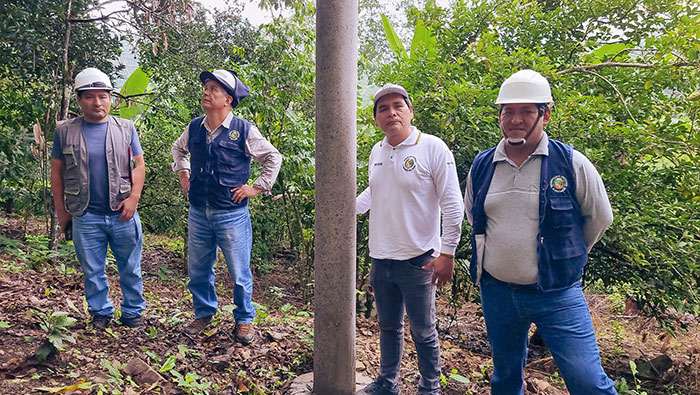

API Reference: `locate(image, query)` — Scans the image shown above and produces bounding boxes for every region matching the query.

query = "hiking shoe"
[234,322,255,345]
[183,316,212,335]
[119,316,144,328]
[90,315,112,330]
[356,379,401,395]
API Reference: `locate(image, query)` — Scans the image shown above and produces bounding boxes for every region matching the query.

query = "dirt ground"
[1,214,699,394]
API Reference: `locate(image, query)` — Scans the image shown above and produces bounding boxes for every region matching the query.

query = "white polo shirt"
[357,127,464,260]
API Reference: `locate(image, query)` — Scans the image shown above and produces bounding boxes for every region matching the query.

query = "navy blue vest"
[470,139,588,291]
[188,115,252,209]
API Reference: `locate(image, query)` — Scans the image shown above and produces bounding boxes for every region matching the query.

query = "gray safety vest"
[55,115,134,216]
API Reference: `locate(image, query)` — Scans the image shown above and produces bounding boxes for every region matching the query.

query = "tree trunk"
[59,0,73,121]
[50,0,73,250]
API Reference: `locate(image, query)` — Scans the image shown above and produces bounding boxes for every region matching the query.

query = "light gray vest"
[55,116,134,216]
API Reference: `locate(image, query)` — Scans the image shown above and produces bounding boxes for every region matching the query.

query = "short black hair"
[373,97,412,117]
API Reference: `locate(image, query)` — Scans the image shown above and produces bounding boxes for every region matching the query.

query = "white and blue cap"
[372,83,412,116]
[199,69,250,108]
[373,83,411,106]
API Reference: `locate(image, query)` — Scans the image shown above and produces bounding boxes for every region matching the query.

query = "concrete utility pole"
[314,0,358,393]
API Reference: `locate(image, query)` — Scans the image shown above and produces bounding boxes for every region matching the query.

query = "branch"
[85,0,125,13]
[557,62,653,74]
[69,9,131,23]
[113,92,154,99]
[580,70,638,124]
[557,61,698,75]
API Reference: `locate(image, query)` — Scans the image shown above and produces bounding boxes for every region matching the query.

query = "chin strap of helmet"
[503,105,546,146]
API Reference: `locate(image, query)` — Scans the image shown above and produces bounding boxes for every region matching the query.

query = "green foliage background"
[0,0,699,327]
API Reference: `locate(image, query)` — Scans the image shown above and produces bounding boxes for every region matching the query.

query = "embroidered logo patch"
[403,156,416,171]
[229,129,240,140]
[550,175,568,192]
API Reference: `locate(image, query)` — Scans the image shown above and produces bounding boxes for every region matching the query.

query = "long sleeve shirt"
[171,111,282,193]
[357,127,464,259]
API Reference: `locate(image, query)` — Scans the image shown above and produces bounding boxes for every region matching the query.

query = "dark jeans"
[370,251,440,394]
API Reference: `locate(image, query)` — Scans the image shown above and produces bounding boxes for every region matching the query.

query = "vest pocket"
[119,177,132,194]
[540,236,587,290]
[218,174,243,188]
[216,139,245,167]
[63,183,80,195]
[547,235,585,260]
[217,175,245,204]
[548,197,575,228]
[62,147,77,169]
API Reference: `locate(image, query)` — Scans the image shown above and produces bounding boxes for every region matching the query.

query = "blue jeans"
[480,271,617,395]
[72,211,145,318]
[187,204,254,323]
[370,252,441,394]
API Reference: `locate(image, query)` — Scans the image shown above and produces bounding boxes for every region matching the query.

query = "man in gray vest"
[51,67,146,329]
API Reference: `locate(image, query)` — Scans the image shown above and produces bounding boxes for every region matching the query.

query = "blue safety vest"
[470,139,588,291]
[187,115,252,209]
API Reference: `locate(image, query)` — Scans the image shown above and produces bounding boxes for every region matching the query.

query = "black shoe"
[119,316,144,328]
[356,379,401,395]
[90,315,112,329]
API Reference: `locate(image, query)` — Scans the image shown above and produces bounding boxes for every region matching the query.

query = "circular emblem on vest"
[229,129,240,140]
[550,175,568,192]
[403,156,416,171]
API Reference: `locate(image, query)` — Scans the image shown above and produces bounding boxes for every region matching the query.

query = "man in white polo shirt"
[356,84,464,395]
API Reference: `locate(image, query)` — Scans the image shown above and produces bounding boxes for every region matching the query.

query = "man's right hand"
[57,210,72,232]
[178,171,190,197]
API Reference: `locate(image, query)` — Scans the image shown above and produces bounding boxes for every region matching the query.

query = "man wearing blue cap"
[171,69,282,344]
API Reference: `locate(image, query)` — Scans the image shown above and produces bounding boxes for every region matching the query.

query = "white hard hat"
[495,69,553,104]
[74,67,114,92]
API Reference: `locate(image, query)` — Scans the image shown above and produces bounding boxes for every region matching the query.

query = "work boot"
[90,314,112,330]
[355,379,401,395]
[234,322,255,345]
[119,316,144,328]
[183,316,212,335]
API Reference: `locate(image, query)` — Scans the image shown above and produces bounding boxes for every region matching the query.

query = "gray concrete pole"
[314,0,358,394]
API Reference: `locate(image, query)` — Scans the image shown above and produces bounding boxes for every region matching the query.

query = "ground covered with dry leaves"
[1,214,699,394]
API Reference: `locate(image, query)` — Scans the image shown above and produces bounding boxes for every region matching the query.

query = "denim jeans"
[72,211,145,318]
[187,204,254,323]
[480,271,617,395]
[370,251,441,394]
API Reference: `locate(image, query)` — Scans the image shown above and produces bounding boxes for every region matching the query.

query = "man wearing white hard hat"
[464,70,616,394]
[171,69,281,344]
[356,84,464,394]
[51,67,147,329]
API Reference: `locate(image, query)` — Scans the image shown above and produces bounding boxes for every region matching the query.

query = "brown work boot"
[183,316,212,335]
[234,322,255,345]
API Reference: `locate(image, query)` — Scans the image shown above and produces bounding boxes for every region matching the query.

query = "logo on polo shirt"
[403,156,416,171]
[229,129,240,140]
[550,175,568,192]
